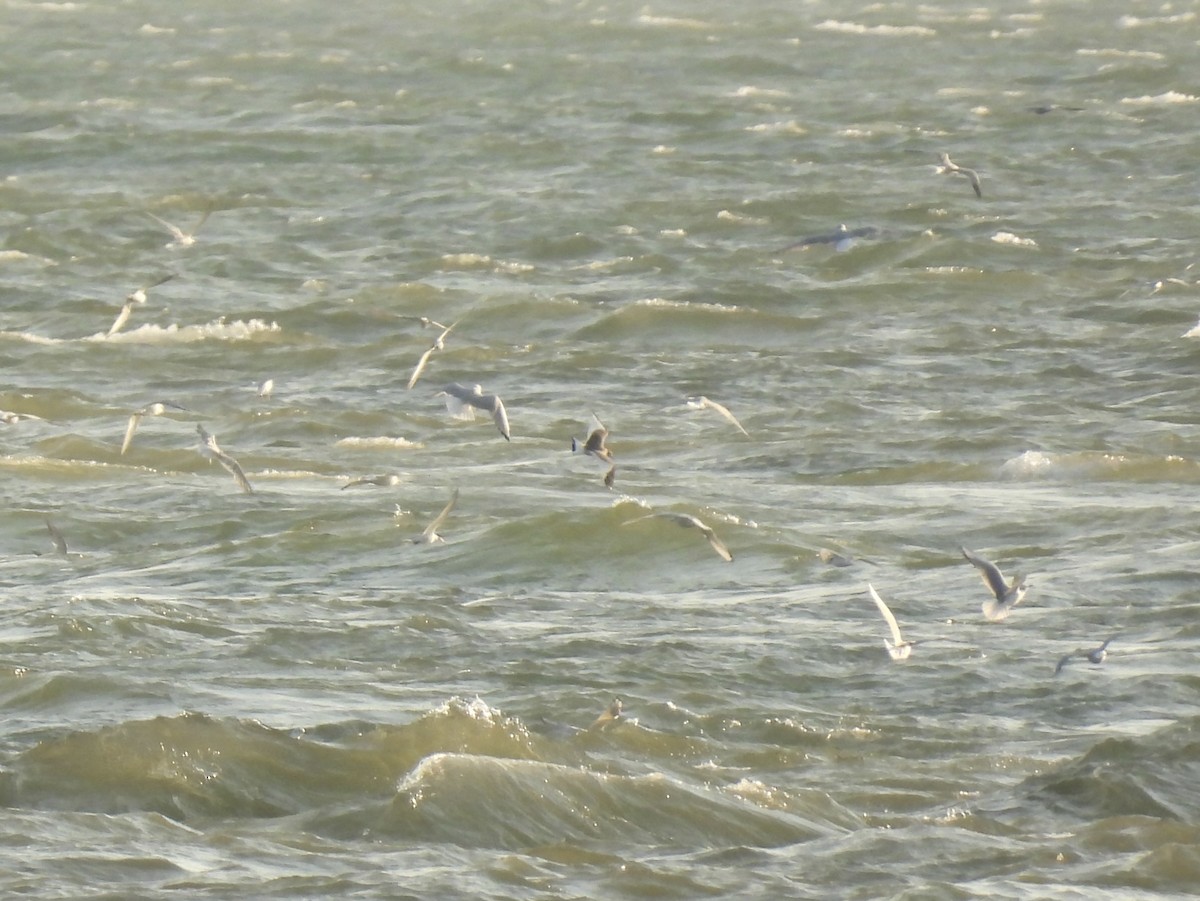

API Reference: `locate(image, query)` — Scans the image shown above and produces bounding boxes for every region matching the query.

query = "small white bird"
[106,274,174,337]
[936,152,982,198]
[626,512,734,563]
[686,395,749,436]
[257,379,275,399]
[437,383,510,441]
[867,583,917,661]
[146,209,210,247]
[413,488,459,544]
[196,424,254,494]
[121,401,192,455]
[407,319,459,391]
[961,546,1027,622]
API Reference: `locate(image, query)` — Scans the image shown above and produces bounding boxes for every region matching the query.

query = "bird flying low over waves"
[589,698,623,730]
[686,395,748,436]
[196,424,254,494]
[437,383,510,441]
[961,546,1027,622]
[407,319,460,391]
[779,224,879,253]
[412,487,459,544]
[121,401,192,455]
[107,274,174,337]
[936,152,982,198]
[572,413,616,486]
[1055,636,1116,674]
[867,583,921,661]
[146,208,210,248]
[625,511,734,563]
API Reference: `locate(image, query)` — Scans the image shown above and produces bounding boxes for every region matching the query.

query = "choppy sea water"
[2,0,1199,897]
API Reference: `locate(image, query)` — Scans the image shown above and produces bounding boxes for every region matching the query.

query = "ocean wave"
[1000,450,1200,483]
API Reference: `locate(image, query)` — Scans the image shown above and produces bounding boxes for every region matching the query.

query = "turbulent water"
[2,0,1199,897]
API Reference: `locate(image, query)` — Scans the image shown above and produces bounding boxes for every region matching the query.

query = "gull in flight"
[107,274,174,337]
[686,395,748,436]
[779,224,880,253]
[867,583,920,661]
[961,546,1027,621]
[572,413,616,486]
[1055,636,1116,675]
[626,511,734,563]
[936,152,982,198]
[342,474,402,490]
[437,383,510,441]
[146,208,211,248]
[121,401,192,455]
[196,424,254,494]
[407,319,460,390]
[589,698,623,730]
[412,488,459,544]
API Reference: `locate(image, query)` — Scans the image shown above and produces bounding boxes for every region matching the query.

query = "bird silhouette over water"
[961,546,1027,621]
[1055,636,1116,674]
[438,383,510,441]
[936,152,982,198]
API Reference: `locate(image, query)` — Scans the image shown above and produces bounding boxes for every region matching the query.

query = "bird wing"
[422,488,459,540]
[699,396,749,436]
[961,547,1009,600]
[407,345,436,390]
[120,412,143,455]
[701,525,734,562]
[216,451,254,494]
[963,167,982,198]
[146,212,186,242]
[45,520,68,555]
[868,583,905,647]
[483,395,510,441]
[603,465,616,488]
[107,302,134,337]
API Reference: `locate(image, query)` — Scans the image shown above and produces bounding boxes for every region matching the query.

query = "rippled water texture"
[2,0,1199,897]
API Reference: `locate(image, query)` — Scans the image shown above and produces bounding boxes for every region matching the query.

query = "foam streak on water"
[1,0,1199,897]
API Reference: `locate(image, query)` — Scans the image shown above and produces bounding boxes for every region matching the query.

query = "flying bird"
[1055,636,1116,674]
[936,152,982,198]
[627,512,734,563]
[779,224,880,253]
[412,488,459,544]
[686,395,748,436]
[257,379,274,399]
[146,208,211,247]
[121,401,192,455]
[106,274,174,337]
[437,383,510,441]
[196,424,254,494]
[572,413,617,486]
[961,546,1027,621]
[867,583,919,661]
[407,319,459,390]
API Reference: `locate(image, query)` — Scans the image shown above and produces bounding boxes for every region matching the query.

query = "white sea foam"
[335,436,424,450]
[88,319,281,344]
[1120,91,1199,106]
[813,20,935,37]
[991,232,1038,247]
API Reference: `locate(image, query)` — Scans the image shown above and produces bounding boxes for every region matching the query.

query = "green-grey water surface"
[2,0,1199,897]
